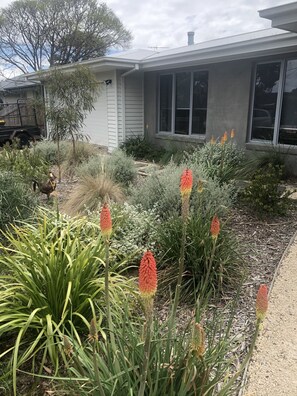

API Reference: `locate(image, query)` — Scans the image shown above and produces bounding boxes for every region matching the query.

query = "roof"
[25,2,297,79]
[0,75,41,91]
[140,28,297,70]
[259,1,297,33]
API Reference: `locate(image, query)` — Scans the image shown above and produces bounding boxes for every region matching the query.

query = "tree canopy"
[0,0,132,73]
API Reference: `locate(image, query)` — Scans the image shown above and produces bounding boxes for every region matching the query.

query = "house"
[28,2,297,170]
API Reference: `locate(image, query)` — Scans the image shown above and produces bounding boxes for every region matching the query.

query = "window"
[159,71,208,135]
[251,59,297,145]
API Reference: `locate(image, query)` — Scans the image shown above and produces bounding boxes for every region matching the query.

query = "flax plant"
[0,209,134,395]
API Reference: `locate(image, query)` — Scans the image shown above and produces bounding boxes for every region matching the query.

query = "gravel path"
[244,233,297,396]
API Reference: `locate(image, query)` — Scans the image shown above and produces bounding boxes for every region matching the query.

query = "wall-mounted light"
[105,79,112,85]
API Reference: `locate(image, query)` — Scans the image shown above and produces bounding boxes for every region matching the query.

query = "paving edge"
[238,227,297,396]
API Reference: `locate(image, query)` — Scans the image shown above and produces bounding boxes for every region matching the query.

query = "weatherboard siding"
[116,70,123,146]
[82,71,112,147]
[124,73,144,140]
[106,70,118,151]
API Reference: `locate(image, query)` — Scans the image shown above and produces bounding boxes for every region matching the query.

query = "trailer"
[0,100,44,146]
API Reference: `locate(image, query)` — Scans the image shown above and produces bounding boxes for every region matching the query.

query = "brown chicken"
[33,172,57,199]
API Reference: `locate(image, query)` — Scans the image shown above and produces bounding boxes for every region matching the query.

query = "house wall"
[116,70,144,147]
[82,70,116,149]
[124,72,144,140]
[144,59,253,150]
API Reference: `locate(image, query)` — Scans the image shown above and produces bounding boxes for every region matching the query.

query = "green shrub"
[0,171,38,231]
[156,213,241,297]
[121,135,166,161]
[184,137,245,184]
[105,149,137,185]
[34,140,70,165]
[242,163,291,215]
[0,209,135,384]
[0,143,49,183]
[130,161,235,219]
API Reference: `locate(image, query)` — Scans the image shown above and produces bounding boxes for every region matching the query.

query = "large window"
[251,59,297,145]
[159,71,208,135]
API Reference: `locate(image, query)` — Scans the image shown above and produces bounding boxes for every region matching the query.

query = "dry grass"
[63,174,125,215]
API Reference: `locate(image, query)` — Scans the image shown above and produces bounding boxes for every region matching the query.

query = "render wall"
[144,59,253,150]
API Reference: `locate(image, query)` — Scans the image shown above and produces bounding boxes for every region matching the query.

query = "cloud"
[105,0,291,49]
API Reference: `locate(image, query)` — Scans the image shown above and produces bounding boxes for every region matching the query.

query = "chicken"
[33,172,57,199]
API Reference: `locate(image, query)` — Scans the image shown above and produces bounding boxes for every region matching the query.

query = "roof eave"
[141,32,297,70]
[27,58,139,80]
[259,2,297,33]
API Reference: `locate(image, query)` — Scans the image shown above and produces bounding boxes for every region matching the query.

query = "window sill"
[156,133,206,144]
[246,141,297,154]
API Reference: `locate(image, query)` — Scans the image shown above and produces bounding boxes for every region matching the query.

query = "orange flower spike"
[256,284,268,321]
[210,215,220,239]
[223,131,228,142]
[100,203,112,239]
[180,169,193,198]
[139,251,157,298]
[230,129,235,139]
[210,136,216,145]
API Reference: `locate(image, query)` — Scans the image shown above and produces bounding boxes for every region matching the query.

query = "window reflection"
[192,71,208,135]
[279,60,297,145]
[251,62,280,141]
[175,72,191,135]
[159,75,172,132]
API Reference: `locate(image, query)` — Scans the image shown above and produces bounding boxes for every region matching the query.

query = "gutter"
[120,64,140,143]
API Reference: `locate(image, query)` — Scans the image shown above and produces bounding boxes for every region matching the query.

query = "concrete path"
[244,234,297,396]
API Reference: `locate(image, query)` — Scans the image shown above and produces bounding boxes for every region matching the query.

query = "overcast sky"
[0,0,294,50]
[105,0,293,50]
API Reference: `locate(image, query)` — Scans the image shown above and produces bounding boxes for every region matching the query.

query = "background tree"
[0,0,132,73]
[44,66,100,181]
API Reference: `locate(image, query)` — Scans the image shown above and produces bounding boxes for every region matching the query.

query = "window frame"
[249,58,297,146]
[158,69,208,136]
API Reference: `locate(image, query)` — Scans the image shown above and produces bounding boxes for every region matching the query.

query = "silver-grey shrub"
[105,149,137,185]
[130,161,235,218]
[34,140,70,165]
[76,155,103,178]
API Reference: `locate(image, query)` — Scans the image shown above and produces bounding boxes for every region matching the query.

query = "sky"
[0,0,294,53]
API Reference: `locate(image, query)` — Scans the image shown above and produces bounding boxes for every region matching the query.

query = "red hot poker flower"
[100,203,112,239]
[230,129,235,139]
[256,284,268,321]
[139,251,157,298]
[210,215,220,239]
[180,169,193,198]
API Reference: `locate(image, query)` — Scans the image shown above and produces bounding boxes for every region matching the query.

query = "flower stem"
[92,341,105,396]
[138,304,153,396]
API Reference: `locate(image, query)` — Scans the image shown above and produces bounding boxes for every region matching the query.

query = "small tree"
[44,66,100,181]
